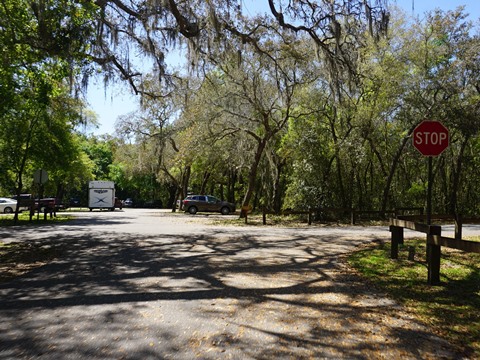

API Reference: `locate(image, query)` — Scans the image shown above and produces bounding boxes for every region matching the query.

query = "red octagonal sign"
[413,120,449,156]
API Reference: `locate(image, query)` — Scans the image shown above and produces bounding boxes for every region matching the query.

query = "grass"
[347,239,480,358]
[464,235,480,243]
[0,211,72,226]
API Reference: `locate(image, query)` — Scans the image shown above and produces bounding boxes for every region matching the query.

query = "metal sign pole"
[37,184,41,220]
[33,169,48,220]
[427,156,432,226]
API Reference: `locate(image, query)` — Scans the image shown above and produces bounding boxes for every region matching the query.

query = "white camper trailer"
[88,181,115,211]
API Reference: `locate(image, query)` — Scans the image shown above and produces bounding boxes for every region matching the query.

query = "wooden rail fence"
[252,207,424,225]
[389,216,480,285]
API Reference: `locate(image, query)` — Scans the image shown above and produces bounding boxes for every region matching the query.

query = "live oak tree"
[1,0,392,103]
[83,0,390,99]
[0,70,90,221]
[0,0,97,220]
[114,74,189,208]
[278,6,480,217]
[186,32,320,215]
[416,9,480,215]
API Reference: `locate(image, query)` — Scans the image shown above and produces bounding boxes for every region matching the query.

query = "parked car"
[69,198,81,207]
[10,194,32,211]
[182,195,235,215]
[124,198,134,207]
[0,197,18,213]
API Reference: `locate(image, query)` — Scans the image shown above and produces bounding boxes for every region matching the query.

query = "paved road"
[0,209,477,359]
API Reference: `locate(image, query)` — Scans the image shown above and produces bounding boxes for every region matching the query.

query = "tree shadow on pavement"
[0,228,461,359]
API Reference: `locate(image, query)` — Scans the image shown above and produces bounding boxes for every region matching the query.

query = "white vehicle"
[0,197,18,214]
[88,181,116,211]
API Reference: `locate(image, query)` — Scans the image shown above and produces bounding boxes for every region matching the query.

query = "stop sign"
[413,120,449,156]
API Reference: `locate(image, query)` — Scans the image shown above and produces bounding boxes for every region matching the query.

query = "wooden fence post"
[390,225,403,259]
[408,246,415,261]
[427,225,442,285]
[455,215,462,240]
[241,206,251,225]
[262,208,266,225]
[351,209,356,225]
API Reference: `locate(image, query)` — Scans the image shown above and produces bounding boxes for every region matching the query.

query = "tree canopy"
[1,1,480,219]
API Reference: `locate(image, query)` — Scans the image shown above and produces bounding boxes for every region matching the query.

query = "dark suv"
[183,195,235,215]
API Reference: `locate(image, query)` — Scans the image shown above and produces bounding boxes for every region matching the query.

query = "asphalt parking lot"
[0,209,474,359]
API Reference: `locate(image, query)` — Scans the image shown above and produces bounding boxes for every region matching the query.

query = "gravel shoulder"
[0,209,473,359]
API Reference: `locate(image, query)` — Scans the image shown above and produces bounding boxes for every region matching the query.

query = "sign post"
[412,120,449,224]
[33,169,49,219]
[412,120,449,285]
[33,169,49,185]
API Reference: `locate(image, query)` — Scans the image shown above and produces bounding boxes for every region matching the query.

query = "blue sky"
[87,0,480,136]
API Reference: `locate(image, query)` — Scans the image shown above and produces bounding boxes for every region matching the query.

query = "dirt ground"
[0,209,472,359]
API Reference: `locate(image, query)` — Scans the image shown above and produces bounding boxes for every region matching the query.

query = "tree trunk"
[335,154,347,207]
[273,160,285,213]
[227,169,237,204]
[381,124,417,213]
[448,135,470,214]
[168,183,178,212]
[13,120,36,223]
[200,171,210,194]
[182,165,191,198]
[241,138,267,217]
[56,182,65,206]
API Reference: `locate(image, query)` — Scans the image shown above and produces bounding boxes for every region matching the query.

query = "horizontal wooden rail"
[394,207,424,214]
[397,214,480,224]
[258,208,427,225]
[390,218,441,234]
[280,210,309,215]
[261,208,313,225]
[262,208,351,215]
[429,235,480,253]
